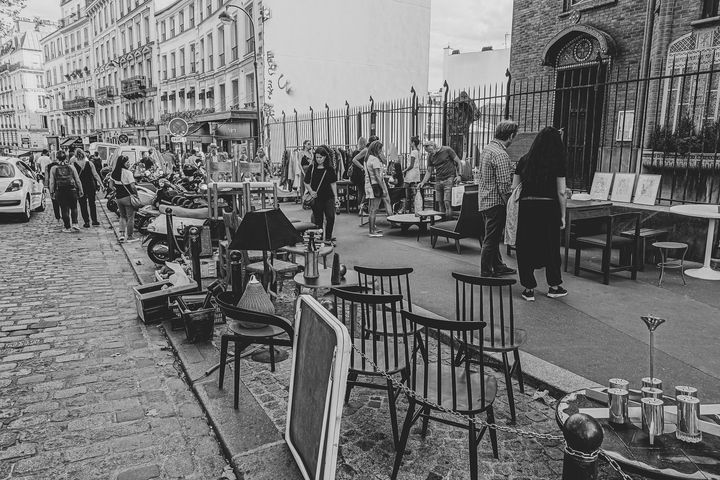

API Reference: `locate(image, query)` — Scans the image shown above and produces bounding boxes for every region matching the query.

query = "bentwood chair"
[391,310,498,480]
[354,266,414,312]
[215,292,294,409]
[452,272,526,423]
[331,287,410,448]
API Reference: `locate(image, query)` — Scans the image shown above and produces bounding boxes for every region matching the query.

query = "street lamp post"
[219,5,263,170]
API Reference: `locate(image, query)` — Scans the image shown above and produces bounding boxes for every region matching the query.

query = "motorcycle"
[143,209,209,265]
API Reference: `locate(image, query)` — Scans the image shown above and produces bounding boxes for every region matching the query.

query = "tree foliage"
[0,0,28,40]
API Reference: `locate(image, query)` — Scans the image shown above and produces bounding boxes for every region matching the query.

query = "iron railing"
[267,58,720,205]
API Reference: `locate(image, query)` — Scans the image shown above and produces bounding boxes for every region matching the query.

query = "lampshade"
[229,208,302,251]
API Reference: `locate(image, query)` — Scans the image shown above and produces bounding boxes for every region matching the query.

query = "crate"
[169,294,224,331]
[175,296,218,343]
[133,280,198,324]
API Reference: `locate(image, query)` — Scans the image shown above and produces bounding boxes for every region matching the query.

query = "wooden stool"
[652,241,688,286]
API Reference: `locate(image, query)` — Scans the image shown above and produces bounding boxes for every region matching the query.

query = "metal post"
[562,413,603,480]
[189,226,202,293]
[634,0,659,174]
[504,69,512,120]
[325,103,331,146]
[369,96,377,137]
[309,106,315,145]
[442,81,449,146]
[344,100,350,148]
[165,207,175,262]
[281,110,287,155]
[229,250,244,294]
[410,86,418,137]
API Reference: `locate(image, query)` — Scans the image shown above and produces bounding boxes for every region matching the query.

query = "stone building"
[0,21,53,152]
[508,0,720,199]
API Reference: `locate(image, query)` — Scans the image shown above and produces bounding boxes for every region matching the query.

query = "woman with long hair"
[512,126,568,301]
[403,136,421,212]
[72,149,103,227]
[111,155,139,243]
[303,145,339,242]
[364,140,390,237]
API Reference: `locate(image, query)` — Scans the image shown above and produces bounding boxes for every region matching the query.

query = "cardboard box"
[133,280,198,324]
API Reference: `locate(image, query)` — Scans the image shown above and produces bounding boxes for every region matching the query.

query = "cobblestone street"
[0,208,229,479]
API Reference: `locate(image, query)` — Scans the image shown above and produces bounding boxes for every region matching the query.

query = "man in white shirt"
[37,150,52,185]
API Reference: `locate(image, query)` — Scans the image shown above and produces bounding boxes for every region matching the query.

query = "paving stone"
[115,464,161,480]
[0,442,36,460]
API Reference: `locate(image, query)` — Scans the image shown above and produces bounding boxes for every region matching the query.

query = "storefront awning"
[59,136,83,147]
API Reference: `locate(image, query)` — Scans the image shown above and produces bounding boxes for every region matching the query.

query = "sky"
[19,0,514,91]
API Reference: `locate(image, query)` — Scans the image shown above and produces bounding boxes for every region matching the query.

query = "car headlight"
[5,179,22,192]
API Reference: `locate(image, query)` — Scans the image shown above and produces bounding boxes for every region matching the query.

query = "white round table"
[669,204,720,280]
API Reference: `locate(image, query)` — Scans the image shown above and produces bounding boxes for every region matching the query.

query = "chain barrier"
[349,343,635,479]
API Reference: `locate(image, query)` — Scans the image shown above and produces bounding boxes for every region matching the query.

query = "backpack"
[54,164,75,189]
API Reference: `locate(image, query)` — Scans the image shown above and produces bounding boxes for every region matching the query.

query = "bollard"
[165,207,175,262]
[229,250,244,295]
[562,413,604,480]
[188,226,202,293]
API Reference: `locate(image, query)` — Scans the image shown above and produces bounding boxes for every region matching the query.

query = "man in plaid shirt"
[478,121,519,277]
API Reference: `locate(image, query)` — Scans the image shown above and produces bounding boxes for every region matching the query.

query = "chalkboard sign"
[287,295,351,480]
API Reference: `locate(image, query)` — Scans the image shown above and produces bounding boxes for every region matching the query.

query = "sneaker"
[71,224,81,231]
[494,266,517,276]
[368,232,384,238]
[521,289,535,302]
[62,228,72,233]
[83,223,90,228]
[92,221,101,226]
[118,236,125,243]
[547,286,568,298]
[125,237,140,244]
[480,271,495,278]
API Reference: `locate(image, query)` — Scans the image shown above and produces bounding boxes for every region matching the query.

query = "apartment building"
[41,0,96,151]
[156,0,260,155]
[0,21,53,152]
[87,0,158,146]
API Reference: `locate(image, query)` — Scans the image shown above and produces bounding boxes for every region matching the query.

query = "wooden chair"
[429,191,484,254]
[452,272,526,423]
[215,292,294,409]
[354,265,414,312]
[244,251,299,293]
[331,286,410,448]
[391,310,498,480]
[573,212,641,285]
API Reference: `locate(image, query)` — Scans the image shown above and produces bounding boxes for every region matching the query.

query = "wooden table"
[564,199,613,271]
[387,211,443,240]
[670,204,720,280]
[556,387,720,479]
[293,268,358,298]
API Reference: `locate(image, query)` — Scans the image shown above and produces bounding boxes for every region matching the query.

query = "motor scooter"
[144,209,208,265]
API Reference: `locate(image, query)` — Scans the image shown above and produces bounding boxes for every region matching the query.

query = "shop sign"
[171,136,187,143]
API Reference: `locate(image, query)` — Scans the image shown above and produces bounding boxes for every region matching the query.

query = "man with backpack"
[49,151,84,233]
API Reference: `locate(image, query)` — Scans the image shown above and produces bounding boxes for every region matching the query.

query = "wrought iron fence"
[268,55,720,205]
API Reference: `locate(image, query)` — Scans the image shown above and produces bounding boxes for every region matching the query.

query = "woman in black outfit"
[303,145,339,242]
[512,127,568,302]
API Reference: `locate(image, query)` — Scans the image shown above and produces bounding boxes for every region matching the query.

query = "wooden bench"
[429,191,484,254]
[620,227,669,270]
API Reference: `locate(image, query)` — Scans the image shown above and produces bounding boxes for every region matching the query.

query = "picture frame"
[589,172,614,200]
[610,173,636,203]
[616,111,635,142]
[632,174,662,205]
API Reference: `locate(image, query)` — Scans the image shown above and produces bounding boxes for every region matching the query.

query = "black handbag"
[303,167,327,208]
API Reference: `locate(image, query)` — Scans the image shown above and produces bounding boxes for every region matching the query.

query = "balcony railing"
[96,86,116,105]
[63,97,95,115]
[120,75,148,99]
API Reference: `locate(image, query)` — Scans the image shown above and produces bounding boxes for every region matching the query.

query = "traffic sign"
[168,117,189,136]
[118,134,129,144]
[171,136,187,143]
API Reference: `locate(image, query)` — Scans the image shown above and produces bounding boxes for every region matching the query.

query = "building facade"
[509,0,720,199]
[86,0,158,146]
[41,0,96,152]
[155,0,259,157]
[0,21,53,152]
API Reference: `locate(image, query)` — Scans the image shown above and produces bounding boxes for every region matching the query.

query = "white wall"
[261,0,431,115]
[442,48,510,91]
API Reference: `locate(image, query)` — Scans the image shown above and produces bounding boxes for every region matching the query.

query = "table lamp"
[229,208,302,291]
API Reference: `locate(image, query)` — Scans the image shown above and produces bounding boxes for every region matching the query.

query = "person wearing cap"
[417,140,462,219]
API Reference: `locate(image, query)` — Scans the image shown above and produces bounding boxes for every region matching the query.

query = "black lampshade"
[229,208,302,251]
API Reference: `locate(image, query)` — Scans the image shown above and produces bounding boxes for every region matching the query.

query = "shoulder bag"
[302,167,327,208]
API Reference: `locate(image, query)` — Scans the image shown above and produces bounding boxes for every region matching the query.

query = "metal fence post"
[369,96,376,137]
[344,100,350,148]
[281,110,287,154]
[165,207,175,262]
[293,108,299,148]
[309,106,315,145]
[504,69,512,120]
[410,86,418,137]
[189,226,202,293]
[562,413,603,480]
[325,103,331,145]
[442,81,449,146]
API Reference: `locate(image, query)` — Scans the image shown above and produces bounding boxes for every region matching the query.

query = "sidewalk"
[102,200,717,478]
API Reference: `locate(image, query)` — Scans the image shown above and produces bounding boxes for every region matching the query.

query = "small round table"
[669,205,720,280]
[556,387,720,479]
[293,268,358,298]
[652,241,688,286]
[280,243,334,268]
[387,210,443,240]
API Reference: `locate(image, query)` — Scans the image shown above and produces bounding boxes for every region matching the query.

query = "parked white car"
[0,157,45,222]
